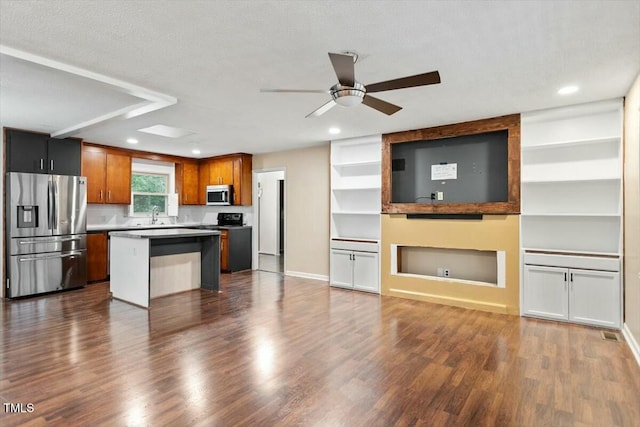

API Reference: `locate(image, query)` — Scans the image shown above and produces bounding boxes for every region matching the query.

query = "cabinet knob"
[50,160,54,170]
[99,190,103,200]
[40,159,44,170]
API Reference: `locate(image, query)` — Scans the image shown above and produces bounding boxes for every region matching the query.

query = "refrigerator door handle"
[47,180,54,229]
[18,251,82,262]
[18,236,81,245]
[52,180,58,228]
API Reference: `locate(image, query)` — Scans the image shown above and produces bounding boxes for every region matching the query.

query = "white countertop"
[109,228,221,239]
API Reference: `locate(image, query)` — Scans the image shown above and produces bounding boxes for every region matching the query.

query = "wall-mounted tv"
[391,130,508,204]
[382,114,520,215]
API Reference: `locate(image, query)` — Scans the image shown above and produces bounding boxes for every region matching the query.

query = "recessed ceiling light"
[191,149,201,155]
[126,138,138,144]
[558,85,579,95]
[329,127,341,135]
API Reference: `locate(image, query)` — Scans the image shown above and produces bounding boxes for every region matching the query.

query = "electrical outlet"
[437,267,444,277]
[437,191,444,201]
[443,269,450,277]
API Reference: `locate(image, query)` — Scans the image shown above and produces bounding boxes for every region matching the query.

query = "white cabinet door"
[352,251,379,293]
[523,265,569,320]
[330,249,353,289]
[569,269,620,328]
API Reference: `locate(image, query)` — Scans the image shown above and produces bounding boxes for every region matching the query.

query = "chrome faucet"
[151,206,159,225]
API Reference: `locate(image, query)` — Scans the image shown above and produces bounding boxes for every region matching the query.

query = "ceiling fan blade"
[362,95,402,115]
[328,53,355,87]
[306,99,337,118]
[260,89,330,93]
[366,70,441,93]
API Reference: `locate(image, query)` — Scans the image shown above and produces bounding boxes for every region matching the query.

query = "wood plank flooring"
[1,271,639,426]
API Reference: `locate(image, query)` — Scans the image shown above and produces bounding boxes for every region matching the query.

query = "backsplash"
[87,204,253,227]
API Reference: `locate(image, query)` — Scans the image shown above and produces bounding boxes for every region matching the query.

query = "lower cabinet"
[87,231,108,282]
[220,227,252,273]
[522,253,621,329]
[330,240,379,293]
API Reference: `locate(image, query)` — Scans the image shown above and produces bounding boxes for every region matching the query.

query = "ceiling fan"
[261,52,441,118]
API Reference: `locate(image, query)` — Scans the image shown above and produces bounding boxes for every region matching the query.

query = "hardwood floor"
[1,271,639,426]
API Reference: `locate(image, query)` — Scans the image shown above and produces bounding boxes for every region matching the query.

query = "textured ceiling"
[0,0,639,158]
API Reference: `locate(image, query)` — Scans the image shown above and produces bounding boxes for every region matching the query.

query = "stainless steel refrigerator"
[6,172,87,298]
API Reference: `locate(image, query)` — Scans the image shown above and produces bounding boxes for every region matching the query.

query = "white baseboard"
[622,323,640,368]
[285,270,329,282]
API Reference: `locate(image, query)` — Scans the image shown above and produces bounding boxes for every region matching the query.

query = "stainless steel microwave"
[206,185,233,205]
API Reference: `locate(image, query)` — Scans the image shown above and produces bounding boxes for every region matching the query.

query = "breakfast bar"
[109,228,221,308]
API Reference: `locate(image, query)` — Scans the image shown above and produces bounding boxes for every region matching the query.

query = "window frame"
[128,159,176,218]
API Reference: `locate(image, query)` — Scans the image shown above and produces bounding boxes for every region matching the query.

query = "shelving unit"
[520,99,623,328]
[330,135,381,293]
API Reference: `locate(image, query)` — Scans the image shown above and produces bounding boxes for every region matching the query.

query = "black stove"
[217,212,244,227]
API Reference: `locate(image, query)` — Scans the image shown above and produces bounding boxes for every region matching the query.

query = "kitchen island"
[109,228,220,308]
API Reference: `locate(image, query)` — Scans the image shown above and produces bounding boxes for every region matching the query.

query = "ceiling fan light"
[330,82,365,107]
[335,94,363,107]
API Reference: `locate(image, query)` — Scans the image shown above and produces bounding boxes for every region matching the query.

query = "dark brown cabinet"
[87,232,108,282]
[82,145,131,204]
[5,129,81,176]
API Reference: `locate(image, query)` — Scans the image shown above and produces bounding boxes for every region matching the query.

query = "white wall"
[624,72,640,364]
[1,131,4,297]
[258,170,284,255]
[253,144,330,280]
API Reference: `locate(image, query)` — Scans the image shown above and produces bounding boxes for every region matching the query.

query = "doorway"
[254,169,285,273]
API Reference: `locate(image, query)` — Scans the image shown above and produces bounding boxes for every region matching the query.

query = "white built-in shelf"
[332,237,380,244]
[521,135,620,150]
[520,99,623,328]
[332,185,381,191]
[522,247,622,257]
[521,176,621,184]
[521,213,620,217]
[332,160,381,168]
[332,211,380,216]
[331,135,382,243]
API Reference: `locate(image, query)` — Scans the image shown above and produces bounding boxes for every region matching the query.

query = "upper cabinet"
[82,144,131,204]
[176,161,199,205]
[200,154,252,205]
[209,157,235,185]
[5,129,81,176]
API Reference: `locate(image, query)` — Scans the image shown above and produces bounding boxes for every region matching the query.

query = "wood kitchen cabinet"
[176,161,199,205]
[220,230,229,272]
[200,153,252,205]
[209,158,234,185]
[198,160,209,205]
[82,144,131,204]
[87,231,108,282]
[5,129,82,176]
